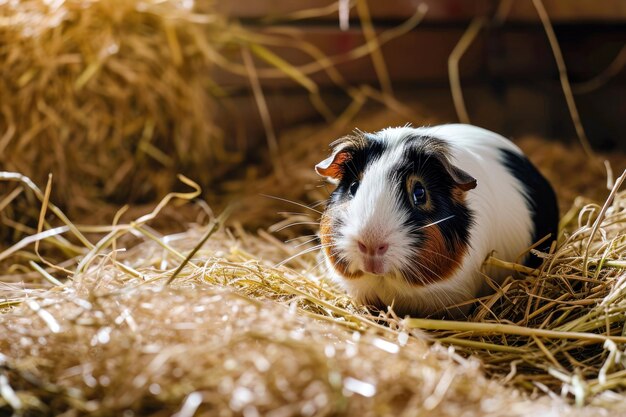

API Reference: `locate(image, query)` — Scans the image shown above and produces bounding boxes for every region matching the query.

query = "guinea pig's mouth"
[360,256,386,275]
[325,240,394,279]
[337,250,392,278]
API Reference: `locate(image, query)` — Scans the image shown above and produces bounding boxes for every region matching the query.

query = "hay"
[2,99,626,415]
[0,254,588,416]
[0,0,233,210]
[3,1,626,415]
[2,138,626,414]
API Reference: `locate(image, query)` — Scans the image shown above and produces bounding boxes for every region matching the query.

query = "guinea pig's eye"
[411,183,427,206]
[349,181,360,197]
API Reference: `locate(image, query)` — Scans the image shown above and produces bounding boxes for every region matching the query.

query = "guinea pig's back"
[413,124,557,282]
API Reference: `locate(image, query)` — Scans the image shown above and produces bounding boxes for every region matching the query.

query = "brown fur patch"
[317,132,368,181]
[406,224,467,286]
[451,188,466,205]
[316,150,351,180]
[319,213,363,279]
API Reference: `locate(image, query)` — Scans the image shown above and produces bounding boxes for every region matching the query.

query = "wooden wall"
[212,0,626,150]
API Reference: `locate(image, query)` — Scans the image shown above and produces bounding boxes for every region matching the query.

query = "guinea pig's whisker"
[276,211,318,218]
[271,221,321,233]
[310,200,327,209]
[403,262,460,312]
[413,215,455,231]
[311,258,333,275]
[284,234,319,243]
[261,194,323,215]
[403,268,428,286]
[276,243,333,267]
[398,269,416,287]
[292,237,322,249]
[314,232,339,241]
[405,261,442,285]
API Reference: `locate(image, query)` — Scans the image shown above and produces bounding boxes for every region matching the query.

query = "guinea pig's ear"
[315,144,351,184]
[447,165,477,191]
[438,156,477,191]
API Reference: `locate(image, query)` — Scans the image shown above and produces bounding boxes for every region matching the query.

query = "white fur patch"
[333,141,413,277]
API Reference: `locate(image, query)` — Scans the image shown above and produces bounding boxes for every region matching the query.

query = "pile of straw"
[2,117,626,414]
[0,0,285,246]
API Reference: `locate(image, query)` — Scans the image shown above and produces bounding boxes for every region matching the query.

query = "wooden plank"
[212,27,484,89]
[215,0,489,22]
[216,0,626,22]
[211,25,625,89]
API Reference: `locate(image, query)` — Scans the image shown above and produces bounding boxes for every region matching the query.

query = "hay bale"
[0,0,236,213]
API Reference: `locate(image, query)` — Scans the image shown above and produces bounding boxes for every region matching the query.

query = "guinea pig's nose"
[376,243,389,255]
[358,240,389,256]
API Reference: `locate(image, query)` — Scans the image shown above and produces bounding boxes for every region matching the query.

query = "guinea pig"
[315,124,558,317]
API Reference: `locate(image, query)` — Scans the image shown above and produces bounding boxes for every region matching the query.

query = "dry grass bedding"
[2,112,626,416]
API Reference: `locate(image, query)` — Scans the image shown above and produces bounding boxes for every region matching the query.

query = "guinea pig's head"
[316,128,477,291]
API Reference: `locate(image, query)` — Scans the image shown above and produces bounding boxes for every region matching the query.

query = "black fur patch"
[400,137,474,256]
[328,138,386,205]
[500,148,559,267]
